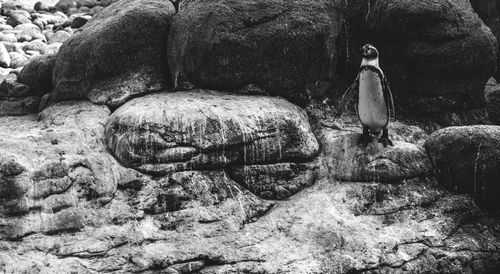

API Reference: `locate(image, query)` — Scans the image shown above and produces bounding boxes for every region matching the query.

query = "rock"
[22,39,47,53]
[32,18,45,30]
[44,42,62,55]
[0,42,11,68]
[18,54,56,96]
[0,96,40,116]
[2,41,24,53]
[14,23,45,42]
[6,12,31,27]
[88,5,103,15]
[486,78,500,125]
[0,73,31,97]
[0,101,134,237]
[0,25,13,31]
[34,1,52,12]
[8,52,28,68]
[425,125,500,212]
[70,15,91,28]
[344,0,497,115]
[228,162,319,199]
[55,0,77,12]
[76,0,96,8]
[142,170,272,217]
[319,129,432,182]
[105,90,319,175]
[51,0,176,108]
[168,0,344,105]
[31,12,67,25]
[48,30,71,44]
[0,32,17,42]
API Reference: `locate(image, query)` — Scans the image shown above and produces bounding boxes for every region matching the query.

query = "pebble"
[0,0,110,100]
[48,30,71,44]
[0,32,17,42]
[9,52,28,68]
[0,43,11,68]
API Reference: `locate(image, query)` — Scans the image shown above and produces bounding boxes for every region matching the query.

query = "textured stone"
[0,96,40,116]
[319,129,432,182]
[168,0,345,105]
[0,73,30,97]
[105,90,319,175]
[51,0,176,108]
[8,52,28,68]
[425,125,500,212]
[18,54,56,96]
[228,162,319,199]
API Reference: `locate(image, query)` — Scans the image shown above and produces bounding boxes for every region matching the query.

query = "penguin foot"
[357,133,372,146]
[379,136,393,147]
[379,129,394,147]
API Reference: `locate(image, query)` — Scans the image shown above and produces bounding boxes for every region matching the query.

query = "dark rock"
[51,0,176,108]
[168,0,345,105]
[0,73,31,97]
[18,54,56,96]
[34,1,52,12]
[228,162,319,199]
[0,96,40,116]
[344,0,497,115]
[6,11,31,27]
[55,0,77,12]
[425,125,500,212]
[71,15,92,29]
[70,15,91,28]
[104,90,319,175]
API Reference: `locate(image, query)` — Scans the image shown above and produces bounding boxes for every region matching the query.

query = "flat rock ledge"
[319,129,433,182]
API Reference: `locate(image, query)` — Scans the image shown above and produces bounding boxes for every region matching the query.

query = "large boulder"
[50,0,176,108]
[425,125,500,212]
[344,0,497,115]
[168,0,345,104]
[105,90,319,175]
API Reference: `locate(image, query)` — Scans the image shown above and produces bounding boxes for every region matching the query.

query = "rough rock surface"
[50,0,176,108]
[0,101,139,239]
[168,0,345,104]
[105,90,319,175]
[344,0,497,115]
[18,54,56,96]
[486,77,500,125]
[425,125,500,212]
[319,129,432,182]
[2,175,500,273]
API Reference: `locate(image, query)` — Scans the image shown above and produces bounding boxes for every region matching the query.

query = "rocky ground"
[2,0,500,273]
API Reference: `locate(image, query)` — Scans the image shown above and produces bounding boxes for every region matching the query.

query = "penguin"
[336,44,395,147]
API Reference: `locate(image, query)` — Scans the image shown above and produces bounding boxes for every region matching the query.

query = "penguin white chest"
[358,70,388,132]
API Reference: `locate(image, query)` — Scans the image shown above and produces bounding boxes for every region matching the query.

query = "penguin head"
[361,44,378,60]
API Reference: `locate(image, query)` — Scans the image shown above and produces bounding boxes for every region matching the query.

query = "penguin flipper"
[336,77,358,117]
[383,77,395,120]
